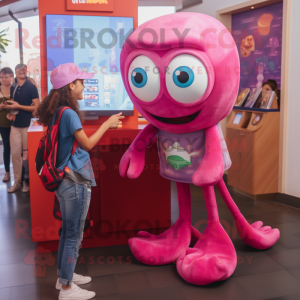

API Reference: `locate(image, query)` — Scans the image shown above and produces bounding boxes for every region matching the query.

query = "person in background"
[3,64,40,193]
[28,77,37,87]
[262,79,279,96]
[0,67,14,182]
[14,64,37,87]
[254,79,279,108]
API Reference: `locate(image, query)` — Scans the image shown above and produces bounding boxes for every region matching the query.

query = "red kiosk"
[28,0,171,252]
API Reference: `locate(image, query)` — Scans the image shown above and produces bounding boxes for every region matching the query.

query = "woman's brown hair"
[36,81,82,126]
[0,67,14,77]
[262,79,279,98]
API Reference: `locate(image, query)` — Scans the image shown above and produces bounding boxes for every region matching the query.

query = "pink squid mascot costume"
[119,12,280,285]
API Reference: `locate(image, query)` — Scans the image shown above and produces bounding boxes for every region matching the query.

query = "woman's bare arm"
[73,113,124,152]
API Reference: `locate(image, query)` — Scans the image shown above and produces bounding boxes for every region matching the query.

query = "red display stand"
[28,124,171,252]
[31,0,171,253]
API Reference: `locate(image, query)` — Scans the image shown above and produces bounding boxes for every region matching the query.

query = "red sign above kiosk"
[66,0,114,12]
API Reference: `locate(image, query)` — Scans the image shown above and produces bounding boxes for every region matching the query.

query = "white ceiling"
[0,0,38,22]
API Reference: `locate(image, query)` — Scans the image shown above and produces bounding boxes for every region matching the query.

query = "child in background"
[36,63,124,300]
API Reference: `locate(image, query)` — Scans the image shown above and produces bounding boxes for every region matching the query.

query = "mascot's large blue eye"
[173,66,194,88]
[131,68,147,88]
[128,55,160,102]
[166,54,208,104]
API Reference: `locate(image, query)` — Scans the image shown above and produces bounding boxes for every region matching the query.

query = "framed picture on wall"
[232,2,283,92]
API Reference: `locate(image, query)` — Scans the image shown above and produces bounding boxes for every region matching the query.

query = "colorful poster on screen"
[232,2,283,91]
[46,14,134,112]
[66,0,114,12]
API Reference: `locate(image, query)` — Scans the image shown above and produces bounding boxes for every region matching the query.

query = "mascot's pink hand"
[192,125,224,186]
[119,147,145,179]
[120,124,158,179]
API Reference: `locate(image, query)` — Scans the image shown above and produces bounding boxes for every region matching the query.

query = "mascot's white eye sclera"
[166,54,208,104]
[128,55,160,102]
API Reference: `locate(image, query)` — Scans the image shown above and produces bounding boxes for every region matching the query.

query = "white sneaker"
[58,282,95,300]
[56,273,92,290]
[8,182,22,193]
[22,182,30,193]
[3,172,10,182]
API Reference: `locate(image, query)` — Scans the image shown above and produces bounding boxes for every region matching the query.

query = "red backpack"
[35,106,78,192]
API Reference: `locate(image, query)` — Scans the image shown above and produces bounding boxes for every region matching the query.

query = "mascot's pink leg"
[129,182,198,265]
[217,179,280,249]
[176,185,237,285]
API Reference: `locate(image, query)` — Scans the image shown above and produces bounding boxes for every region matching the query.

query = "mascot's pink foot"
[217,179,280,250]
[176,222,237,285]
[129,219,192,265]
[137,225,201,244]
[235,218,280,250]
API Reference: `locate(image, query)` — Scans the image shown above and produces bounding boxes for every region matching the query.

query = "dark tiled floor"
[1,167,300,300]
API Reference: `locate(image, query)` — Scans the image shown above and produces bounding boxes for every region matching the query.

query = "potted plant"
[0,28,11,69]
[0,28,11,53]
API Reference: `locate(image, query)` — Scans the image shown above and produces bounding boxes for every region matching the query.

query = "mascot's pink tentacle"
[192,125,224,187]
[119,123,158,179]
[216,179,280,249]
[177,185,237,285]
[128,182,193,265]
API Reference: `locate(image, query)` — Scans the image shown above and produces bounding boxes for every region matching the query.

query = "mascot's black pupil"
[177,71,189,84]
[134,73,143,84]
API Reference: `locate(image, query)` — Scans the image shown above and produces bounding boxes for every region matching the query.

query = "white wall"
[180,0,248,16]
[0,16,40,70]
[138,6,176,25]
[284,0,300,198]
[182,0,300,198]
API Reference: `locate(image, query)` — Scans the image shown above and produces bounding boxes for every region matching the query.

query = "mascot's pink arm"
[192,125,224,186]
[119,123,158,179]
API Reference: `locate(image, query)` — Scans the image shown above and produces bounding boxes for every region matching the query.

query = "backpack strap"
[50,106,70,127]
[72,139,78,155]
[52,106,79,156]
[55,106,70,125]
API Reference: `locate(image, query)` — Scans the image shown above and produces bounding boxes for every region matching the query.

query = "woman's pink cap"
[50,63,94,89]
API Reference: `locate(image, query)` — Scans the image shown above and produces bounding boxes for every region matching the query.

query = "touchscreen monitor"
[46,14,134,117]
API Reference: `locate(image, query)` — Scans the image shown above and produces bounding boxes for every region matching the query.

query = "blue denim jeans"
[55,177,91,286]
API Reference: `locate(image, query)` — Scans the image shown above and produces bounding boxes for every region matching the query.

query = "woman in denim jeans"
[37,63,124,300]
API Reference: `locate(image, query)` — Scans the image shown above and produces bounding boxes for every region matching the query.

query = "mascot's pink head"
[121,12,240,133]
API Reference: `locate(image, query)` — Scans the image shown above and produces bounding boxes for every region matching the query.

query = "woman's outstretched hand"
[105,112,125,129]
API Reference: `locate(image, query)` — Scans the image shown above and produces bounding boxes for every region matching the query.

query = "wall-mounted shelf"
[233,106,280,112]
